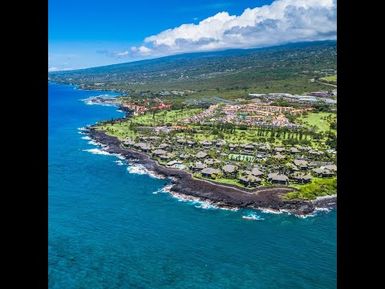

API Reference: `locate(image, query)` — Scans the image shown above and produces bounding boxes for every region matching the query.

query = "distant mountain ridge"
[49,40,336,95]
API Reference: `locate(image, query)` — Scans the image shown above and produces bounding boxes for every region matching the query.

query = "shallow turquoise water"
[48,83,336,289]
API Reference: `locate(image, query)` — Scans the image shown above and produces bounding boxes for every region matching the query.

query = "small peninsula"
[53,42,337,215]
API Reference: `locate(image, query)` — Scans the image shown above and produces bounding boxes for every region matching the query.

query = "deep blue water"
[48,82,336,289]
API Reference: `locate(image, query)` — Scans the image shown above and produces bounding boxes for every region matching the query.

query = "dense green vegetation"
[320,74,337,84]
[297,112,336,133]
[285,178,336,200]
[49,41,336,100]
[98,110,335,149]
[57,40,337,200]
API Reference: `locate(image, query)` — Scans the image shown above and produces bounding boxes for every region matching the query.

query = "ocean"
[48,82,336,289]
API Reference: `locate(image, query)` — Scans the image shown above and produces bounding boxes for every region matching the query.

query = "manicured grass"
[320,75,337,84]
[297,112,335,133]
[96,123,137,140]
[228,154,255,162]
[133,108,203,126]
[285,177,336,200]
[213,177,243,187]
[193,173,246,188]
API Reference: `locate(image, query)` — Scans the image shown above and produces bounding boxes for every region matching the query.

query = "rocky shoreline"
[85,127,336,215]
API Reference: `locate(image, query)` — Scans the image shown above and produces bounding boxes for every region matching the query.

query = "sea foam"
[115,160,125,166]
[83,148,112,156]
[126,164,166,179]
[242,212,265,221]
[168,191,239,211]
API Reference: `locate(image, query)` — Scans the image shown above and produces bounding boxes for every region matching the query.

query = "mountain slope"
[49,41,336,97]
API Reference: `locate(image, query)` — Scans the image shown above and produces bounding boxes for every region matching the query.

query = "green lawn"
[285,177,336,200]
[133,108,203,126]
[297,112,335,133]
[228,154,255,162]
[212,177,243,187]
[96,122,137,140]
[320,75,337,84]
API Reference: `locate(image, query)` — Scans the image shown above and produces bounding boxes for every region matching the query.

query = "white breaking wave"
[314,207,331,212]
[81,95,118,106]
[169,191,239,211]
[152,185,173,195]
[83,101,116,107]
[242,212,265,221]
[126,164,166,179]
[313,194,337,201]
[88,140,102,146]
[115,160,125,166]
[83,148,113,156]
[81,136,91,140]
[258,208,283,215]
[78,127,87,134]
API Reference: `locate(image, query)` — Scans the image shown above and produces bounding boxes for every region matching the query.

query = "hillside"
[49,41,336,99]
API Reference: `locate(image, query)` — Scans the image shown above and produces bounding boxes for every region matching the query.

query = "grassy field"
[132,108,203,126]
[228,154,255,162]
[320,75,337,84]
[96,122,137,140]
[297,112,335,133]
[285,177,336,200]
[212,177,243,187]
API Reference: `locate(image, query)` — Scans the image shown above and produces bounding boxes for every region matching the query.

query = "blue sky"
[49,0,336,71]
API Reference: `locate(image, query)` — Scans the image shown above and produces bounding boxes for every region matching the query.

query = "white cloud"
[116,51,129,57]
[131,45,153,55]
[127,0,336,58]
[48,66,75,72]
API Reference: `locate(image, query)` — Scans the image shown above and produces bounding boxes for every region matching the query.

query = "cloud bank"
[124,0,336,59]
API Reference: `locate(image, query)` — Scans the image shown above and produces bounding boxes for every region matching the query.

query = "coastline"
[85,127,336,215]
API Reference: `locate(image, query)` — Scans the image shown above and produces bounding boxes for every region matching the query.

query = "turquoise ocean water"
[48,82,336,289]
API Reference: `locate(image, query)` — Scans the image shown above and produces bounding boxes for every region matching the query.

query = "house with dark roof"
[229,144,239,151]
[123,139,135,146]
[191,161,207,172]
[239,175,261,187]
[196,151,208,159]
[289,147,300,154]
[153,149,168,156]
[176,138,186,144]
[158,143,169,150]
[322,164,337,172]
[274,147,286,153]
[258,144,271,152]
[201,167,221,178]
[135,142,151,152]
[159,153,173,160]
[179,153,190,160]
[312,167,334,177]
[291,173,312,184]
[200,140,212,147]
[273,153,286,160]
[216,140,226,147]
[204,158,217,165]
[268,173,289,185]
[251,167,264,177]
[222,164,238,177]
[244,144,255,151]
[293,159,309,170]
[286,163,299,172]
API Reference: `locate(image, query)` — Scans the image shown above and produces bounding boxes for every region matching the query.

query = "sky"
[49,0,336,71]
